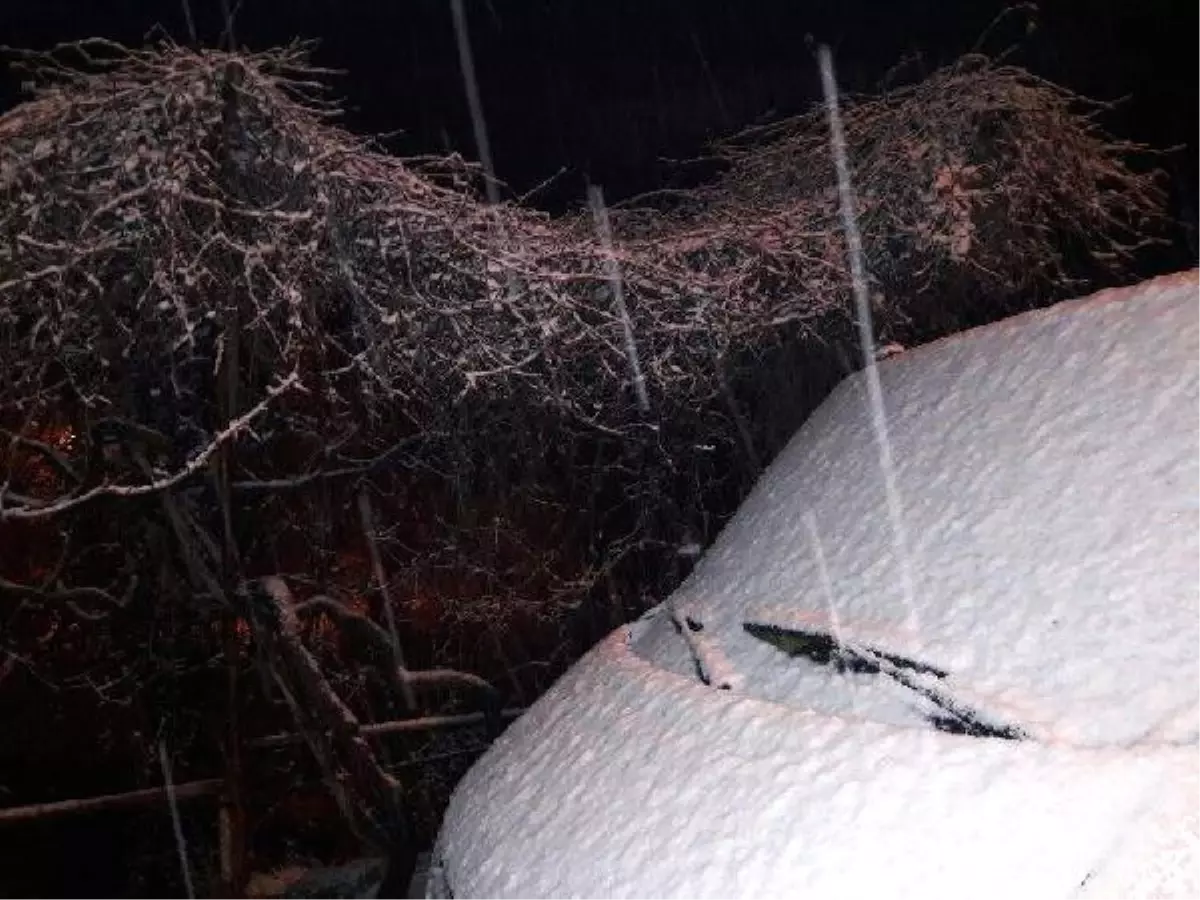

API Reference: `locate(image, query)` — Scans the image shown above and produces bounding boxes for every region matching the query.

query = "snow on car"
[429,269,1200,899]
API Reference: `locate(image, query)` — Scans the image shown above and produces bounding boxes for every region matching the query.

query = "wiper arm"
[744,622,1027,740]
[670,602,741,691]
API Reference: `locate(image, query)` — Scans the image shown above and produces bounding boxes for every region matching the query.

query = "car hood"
[634,270,1199,747]
[434,629,1197,899]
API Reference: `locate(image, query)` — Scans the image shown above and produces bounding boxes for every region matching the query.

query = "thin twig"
[357,490,418,713]
[0,373,302,522]
[249,707,524,750]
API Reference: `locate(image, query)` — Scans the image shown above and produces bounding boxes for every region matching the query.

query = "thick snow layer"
[435,271,1200,898]
[437,631,1194,899]
[634,270,1200,748]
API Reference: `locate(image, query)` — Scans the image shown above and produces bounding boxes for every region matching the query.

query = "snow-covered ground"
[432,270,1200,899]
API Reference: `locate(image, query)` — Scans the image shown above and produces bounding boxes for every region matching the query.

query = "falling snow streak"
[803,513,844,646]
[801,510,864,718]
[179,0,198,45]
[450,0,499,207]
[158,739,196,900]
[449,0,523,329]
[688,30,731,130]
[817,44,920,634]
[588,184,652,414]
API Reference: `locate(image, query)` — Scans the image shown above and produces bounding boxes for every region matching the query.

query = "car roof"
[635,269,1199,747]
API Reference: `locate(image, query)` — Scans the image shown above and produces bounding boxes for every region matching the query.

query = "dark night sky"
[1,0,1196,255]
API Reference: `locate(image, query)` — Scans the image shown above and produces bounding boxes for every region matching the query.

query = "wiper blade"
[743,622,947,678]
[743,621,1027,741]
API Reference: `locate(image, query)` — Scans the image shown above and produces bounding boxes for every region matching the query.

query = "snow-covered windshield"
[632,272,1198,748]
[643,605,1031,738]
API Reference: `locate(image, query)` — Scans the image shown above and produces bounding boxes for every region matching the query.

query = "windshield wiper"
[744,622,947,678]
[743,622,1027,740]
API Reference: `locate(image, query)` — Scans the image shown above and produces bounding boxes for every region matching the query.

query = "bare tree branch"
[0,373,302,521]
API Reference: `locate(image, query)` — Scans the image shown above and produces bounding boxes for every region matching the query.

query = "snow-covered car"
[430,270,1200,899]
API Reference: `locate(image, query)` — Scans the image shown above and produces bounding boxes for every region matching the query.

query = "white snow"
[437,630,1193,899]
[433,270,1200,898]
[635,269,1200,748]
